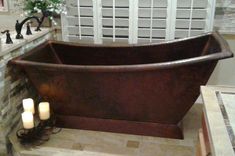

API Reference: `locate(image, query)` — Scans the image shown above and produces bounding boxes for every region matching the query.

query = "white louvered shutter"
[102,0,130,43]
[62,0,216,44]
[174,0,214,39]
[66,0,95,43]
[138,0,167,43]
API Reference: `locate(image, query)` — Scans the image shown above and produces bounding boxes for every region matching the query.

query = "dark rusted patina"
[9,32,233,139]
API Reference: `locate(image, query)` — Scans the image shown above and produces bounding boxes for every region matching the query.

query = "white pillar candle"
[38,102,50,120]
[23,98,35,114]
[21,112,34,129]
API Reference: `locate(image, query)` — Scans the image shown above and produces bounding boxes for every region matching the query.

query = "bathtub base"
[56,115,183,139]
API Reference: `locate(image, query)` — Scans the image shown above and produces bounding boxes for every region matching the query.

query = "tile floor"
[10,104,203,156]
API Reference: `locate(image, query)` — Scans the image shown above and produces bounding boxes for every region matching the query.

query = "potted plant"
[24,0,66,27]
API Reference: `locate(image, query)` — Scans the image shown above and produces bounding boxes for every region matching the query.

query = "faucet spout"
[15,16,42,39]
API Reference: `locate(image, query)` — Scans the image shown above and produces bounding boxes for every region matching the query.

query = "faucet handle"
[15,20,23,39]
[1,30,13,44]
[26,22,33,35]
[1,30,9,34]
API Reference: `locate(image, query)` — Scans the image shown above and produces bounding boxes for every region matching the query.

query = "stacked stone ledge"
[0,32,53,155]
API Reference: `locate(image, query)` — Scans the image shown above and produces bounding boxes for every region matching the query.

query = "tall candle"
[23,98,35,114]
[38,102,50,120]
[21,112,34,129]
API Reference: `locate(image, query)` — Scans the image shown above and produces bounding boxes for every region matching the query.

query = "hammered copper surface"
[9,32,233,139]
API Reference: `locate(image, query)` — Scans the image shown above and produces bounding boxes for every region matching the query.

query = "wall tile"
[0,31,53,155]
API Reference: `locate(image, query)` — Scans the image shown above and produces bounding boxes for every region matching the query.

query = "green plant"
[24,0,66,25]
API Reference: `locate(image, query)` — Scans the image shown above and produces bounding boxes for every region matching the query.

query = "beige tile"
[81,143,140,156]
[126,140,140,148]
[41,137,74,149]
[10,104,203,156]
[66,131,141,155]
[142,136,180,146]
[139,142,193,156]
[72,143,84,151]
[70,130,143,149]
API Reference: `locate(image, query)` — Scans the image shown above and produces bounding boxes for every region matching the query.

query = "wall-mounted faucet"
[15,16,43,39]
[1,30,13,44]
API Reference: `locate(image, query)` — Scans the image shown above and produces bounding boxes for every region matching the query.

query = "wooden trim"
[202,113,211,154]
[197,128,208,156]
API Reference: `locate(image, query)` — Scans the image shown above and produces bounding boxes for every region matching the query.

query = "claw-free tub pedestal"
[56,115,183,139]
[9,32,233,139]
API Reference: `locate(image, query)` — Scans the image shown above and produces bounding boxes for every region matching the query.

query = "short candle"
[23,98,35,114]
[38,102,50,120]
[21,112,34,129]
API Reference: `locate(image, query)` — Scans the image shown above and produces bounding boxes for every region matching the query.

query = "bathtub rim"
[9,31,233,72]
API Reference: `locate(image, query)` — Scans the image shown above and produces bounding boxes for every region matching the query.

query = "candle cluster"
[21,98,50,129]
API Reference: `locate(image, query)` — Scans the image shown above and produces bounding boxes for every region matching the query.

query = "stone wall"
[214,0,235,32]
[0,31,54,155]
[0,0,25,30]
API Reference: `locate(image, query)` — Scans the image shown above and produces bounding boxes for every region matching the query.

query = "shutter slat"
[103,38,128,43]
[67,7,93,16]
[138,29,165,38]
[175,30,205,38]
[139,0,167,8]
[139,8,167,18]
[102,0,129,7]
[67,17,93,26]
[103,28,129,36]
[176,9,207,19]
[67,0,93,7]
[68,35,94,43]
[68,26,94,35]
[176,19,205,29]
[138,19,166,28]
[177,0,208,8]
[102,8,129,17]
[102,18,129,27]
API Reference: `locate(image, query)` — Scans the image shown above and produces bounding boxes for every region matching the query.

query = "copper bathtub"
[9,32,233,139]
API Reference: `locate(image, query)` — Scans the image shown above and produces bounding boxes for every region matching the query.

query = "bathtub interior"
[23,35,221,65]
